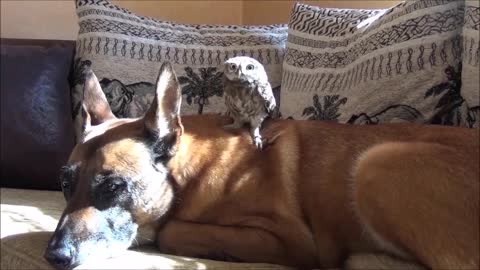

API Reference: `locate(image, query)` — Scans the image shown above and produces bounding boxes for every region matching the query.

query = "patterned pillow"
[461,0,480,127]
[71,0,287,121]
[281,1,479,128]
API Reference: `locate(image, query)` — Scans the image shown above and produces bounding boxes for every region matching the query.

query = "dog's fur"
[45,63,479,270]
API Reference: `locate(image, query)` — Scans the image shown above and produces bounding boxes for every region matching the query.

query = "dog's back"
[287,120,478,268]
[169,114,478,268]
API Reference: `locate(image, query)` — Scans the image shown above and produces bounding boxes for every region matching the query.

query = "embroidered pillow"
[281,1,479,128]
[461,0,480,127]
[72,0,287,123]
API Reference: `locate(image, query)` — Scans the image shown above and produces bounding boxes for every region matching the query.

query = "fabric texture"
[280,0,479,128]
[0,188,292,270]
[71,0,287,126]
[0,43,75,191]
[461,0,480,126]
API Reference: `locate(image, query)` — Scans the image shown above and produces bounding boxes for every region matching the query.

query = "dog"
[44,62,479,270]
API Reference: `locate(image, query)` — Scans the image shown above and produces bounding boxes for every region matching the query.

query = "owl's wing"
[257,82,276,113]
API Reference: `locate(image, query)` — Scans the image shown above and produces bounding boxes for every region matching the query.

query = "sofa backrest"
[1,38,76,191]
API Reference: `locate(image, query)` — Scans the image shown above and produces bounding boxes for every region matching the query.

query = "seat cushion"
[0,42,76,191]
[0,188,292,269]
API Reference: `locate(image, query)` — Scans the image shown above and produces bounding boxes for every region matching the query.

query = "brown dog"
[44,62,479,270]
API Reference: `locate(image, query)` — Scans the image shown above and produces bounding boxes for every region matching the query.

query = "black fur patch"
[143,129,178,165]
[91,173,133,211]
[58,165,79,201]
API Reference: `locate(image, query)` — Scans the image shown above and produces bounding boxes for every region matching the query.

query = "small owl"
[223,56,276,150]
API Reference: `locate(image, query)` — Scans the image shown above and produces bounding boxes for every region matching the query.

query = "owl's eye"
[229,63,237,70]
[246,64,255,71]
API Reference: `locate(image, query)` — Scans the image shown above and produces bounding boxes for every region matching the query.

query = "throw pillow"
[281,1,479,128]
[72,0,287,127]
[461,0,479,127]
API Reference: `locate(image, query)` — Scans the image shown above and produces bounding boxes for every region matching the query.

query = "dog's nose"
[44,246,72,269]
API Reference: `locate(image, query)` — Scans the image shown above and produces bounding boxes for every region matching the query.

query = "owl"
[223,56,276,150]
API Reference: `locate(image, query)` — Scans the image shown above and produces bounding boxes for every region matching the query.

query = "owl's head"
[223,56,267,83]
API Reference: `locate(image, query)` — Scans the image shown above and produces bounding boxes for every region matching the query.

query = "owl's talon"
[253,136,263,150]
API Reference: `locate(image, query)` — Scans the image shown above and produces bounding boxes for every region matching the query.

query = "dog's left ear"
[143,62,183,138]
[74,69,117,143]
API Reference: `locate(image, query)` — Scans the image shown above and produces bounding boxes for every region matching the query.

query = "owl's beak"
[237,69,242,77]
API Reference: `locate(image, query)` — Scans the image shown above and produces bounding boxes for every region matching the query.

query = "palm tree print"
[467,106,480,128]
[302,94,348,121]
[424,63,477,127]
[178,67,223,114]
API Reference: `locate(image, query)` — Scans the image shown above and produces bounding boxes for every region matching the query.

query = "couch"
[0,38,293,270]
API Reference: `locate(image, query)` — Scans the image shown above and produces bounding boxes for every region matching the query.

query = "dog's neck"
[169,114,250,186]
[167,114,257,218]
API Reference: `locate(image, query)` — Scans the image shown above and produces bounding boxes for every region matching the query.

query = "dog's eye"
[107,182,119,192]
[104,177,126,193]
[59,165,77,201]
[61,181,70,190]
[246,64,255,70]
[61,181,73,201]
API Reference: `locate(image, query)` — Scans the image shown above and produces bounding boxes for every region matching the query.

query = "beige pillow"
[281,1,479,128]
[72,0,287,121]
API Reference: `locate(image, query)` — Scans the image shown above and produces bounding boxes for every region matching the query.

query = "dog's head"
[44,62,183,269]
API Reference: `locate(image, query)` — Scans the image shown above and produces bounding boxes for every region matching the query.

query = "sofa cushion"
[280,1,479,127]
[0,43,75,191]
[0,188,293,270]
[71,0,287,127]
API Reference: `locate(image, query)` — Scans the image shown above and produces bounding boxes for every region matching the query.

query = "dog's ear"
[82,70,116,125]
[74,69,117,142]
[143,62,183,138]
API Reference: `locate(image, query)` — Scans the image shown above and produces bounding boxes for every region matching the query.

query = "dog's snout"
[45,229,74,270]
[44,245,73,269]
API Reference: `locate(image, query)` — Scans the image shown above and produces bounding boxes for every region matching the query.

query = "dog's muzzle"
[44,229,74,269]
[44,206,138,269]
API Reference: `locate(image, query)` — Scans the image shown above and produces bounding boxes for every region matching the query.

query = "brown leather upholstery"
[1,39,76,190]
